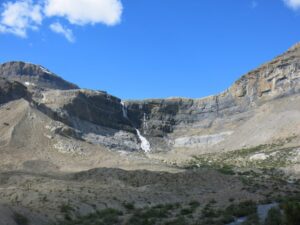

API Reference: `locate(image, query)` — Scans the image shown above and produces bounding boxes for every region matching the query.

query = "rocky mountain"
[1,44,300,156]
[1,44,300,225]
[0,61,79,90]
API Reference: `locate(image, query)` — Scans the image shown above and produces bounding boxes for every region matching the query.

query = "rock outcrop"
[34,89,140,151]
[0,78,29,104]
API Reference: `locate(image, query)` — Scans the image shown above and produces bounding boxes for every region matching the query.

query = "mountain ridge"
[1,43,300,155]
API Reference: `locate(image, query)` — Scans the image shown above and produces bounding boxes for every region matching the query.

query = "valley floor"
[0,162,299,225]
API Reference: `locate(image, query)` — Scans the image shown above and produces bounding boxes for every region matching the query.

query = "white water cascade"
[135,129,151,153]
[120,101,128,119]
[143,113,149,134]
[121,101,151,152]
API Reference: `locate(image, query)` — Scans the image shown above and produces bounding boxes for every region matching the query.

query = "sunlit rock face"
[125,43,300,151]
[2,43,300,153]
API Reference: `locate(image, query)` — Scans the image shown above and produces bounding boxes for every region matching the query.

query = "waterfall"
[120,101,151,152]
[135,129,151,153]
[143,113,149,133]
[121,101,128,119]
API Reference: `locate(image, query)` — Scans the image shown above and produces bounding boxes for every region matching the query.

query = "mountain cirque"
[1,44,300,224]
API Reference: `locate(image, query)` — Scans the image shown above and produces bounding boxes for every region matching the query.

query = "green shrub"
[180,207,193,215]
[60,203,73,214]
[201,205,218,218]
[217,165,235,175]
[123,202,135,210]
[189,200,200,209]
[226,201,257,217]
[282,201,300,225]
[264,207,283,225]
[126,211,157,225]
[164,216,186,225]
[13,212,29,225]
[241,213,260,225]
[219,213,235,224]
[142,207,169,218]
[55,208,122,225]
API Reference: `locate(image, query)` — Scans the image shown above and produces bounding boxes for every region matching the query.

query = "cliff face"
[32,89,140,152]
[38,89,131,131]
[230,43,300,101]
[1,43,300,154]
[124,43,300,151]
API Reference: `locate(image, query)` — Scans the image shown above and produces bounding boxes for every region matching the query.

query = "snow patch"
[40,66,52,75]
[24,81,35,86]
[136,129,151,153]
[249,153,268,161]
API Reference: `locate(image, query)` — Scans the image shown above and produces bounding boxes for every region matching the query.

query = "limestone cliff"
[1,43,300,154]
[125,43,300,151]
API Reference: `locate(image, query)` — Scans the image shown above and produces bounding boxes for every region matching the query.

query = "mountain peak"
[0,61,79,90]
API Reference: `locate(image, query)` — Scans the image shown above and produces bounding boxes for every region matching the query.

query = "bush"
[60,203,73,214]
[226,201,257,217]
[142,207,169,218]
[180,207,193,215]
[264,207,283,225]
[282,201,300,225]
[241,213,260,225]
[13,212,29,225]
[219,213,235,224]
[123,202,135,210]
[164,216,186,225]
[126,211,157,225]
[55,208,122,225]
[189,200,200,209]
[217,165,235,175]
[201,205,218,218]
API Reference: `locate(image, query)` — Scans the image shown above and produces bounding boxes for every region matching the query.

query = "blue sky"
[0,0,300,99]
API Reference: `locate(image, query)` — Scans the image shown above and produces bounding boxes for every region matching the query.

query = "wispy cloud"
[0,0,42,37]
[283,0,300,10]
[0,0,123,41]
[50,22,75,42]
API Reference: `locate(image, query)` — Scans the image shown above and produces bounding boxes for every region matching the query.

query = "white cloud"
[0,0,123,40]
[0,0,42,37]
[50,22,75,42]
[283,0,300,10]
[44,0,123,26]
